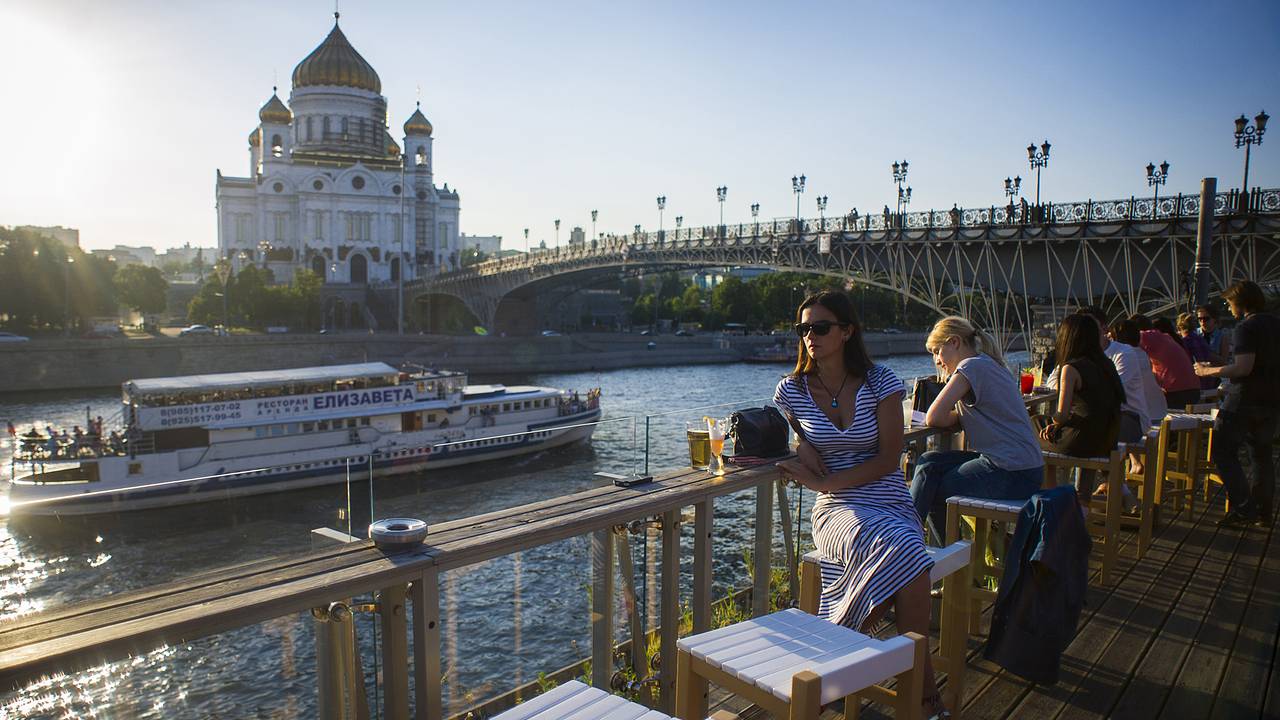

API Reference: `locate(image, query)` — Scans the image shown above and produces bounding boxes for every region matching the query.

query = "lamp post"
[675,216,683,242]
[1145,161,1170,218]
[258,240,271,270]
[791,175,806,234]
[523,227,529,254]
[213,257,232,331]
[890,161,908,224]
[656,196,666,242]
[897,185,912,214]
[1026,140,1050,207]
[816,195,829,229]
[63,255,74,337]
[1233,110,1269,212]
[554,219,560,248]
[751,203,760,236]
[590,210,598,244]
[716,186,727,231]
[1004,175,1022,220]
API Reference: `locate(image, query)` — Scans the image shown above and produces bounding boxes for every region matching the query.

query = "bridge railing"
[433,188,1279,280]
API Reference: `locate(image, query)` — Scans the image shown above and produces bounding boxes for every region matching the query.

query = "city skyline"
[1,0,1277,252]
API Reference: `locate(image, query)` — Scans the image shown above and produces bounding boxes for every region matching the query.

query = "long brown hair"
[789,291,873,378]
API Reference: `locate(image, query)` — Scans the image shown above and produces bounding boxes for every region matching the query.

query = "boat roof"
[125,363,405,396]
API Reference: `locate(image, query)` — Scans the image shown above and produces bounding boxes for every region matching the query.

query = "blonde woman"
[910,317,1044,541]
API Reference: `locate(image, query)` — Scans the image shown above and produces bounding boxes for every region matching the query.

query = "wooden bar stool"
[943,496,1026,635]
[798,541,972,715]
[1042,449,1124,585]
[675,608,929,720]
[495,679,737,720]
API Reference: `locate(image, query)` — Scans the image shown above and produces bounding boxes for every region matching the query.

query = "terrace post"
[315,600,365,720]
[411,568,443,720]
[1194,177,1216,308]
[659,508,681,713]
[692,500,713,633]
[380,583,410,720]
[591,528,615,689]
[752,479,774,617]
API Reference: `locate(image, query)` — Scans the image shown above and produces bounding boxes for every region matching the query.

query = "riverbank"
[0,331,945,393]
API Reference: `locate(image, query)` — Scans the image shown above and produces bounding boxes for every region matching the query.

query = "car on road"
[179,324,215,337]
[540,330,562,337]
[881,327,903,334]
[0,332,30,342]
[674,329,693,337]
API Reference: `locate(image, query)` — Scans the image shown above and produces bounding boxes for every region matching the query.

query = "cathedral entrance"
[350,254,368,284]
[390,257,400,283]
[311,256,325,279]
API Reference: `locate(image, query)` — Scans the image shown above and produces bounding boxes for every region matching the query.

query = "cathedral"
[216,13,462,287]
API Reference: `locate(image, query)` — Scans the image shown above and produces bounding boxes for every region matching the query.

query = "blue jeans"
[910,450,1044,543]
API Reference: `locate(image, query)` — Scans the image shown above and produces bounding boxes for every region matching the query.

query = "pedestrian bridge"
[410,188,1280,340]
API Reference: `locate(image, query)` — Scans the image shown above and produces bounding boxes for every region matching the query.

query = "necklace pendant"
[831,399,839,409]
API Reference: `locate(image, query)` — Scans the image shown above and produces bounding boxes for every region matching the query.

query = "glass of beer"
[706,417,727,476]
[686,421,711,470]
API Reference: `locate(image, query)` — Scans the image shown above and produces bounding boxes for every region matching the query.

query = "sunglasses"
[1197,316,1211,322]
[794,321,848,337]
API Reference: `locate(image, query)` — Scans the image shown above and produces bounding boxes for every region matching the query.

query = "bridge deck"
[708,490,1279,720]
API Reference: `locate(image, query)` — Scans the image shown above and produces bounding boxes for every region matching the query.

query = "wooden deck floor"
[710,489,1279,720]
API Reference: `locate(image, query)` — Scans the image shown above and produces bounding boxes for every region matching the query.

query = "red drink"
[1020,372,1034,394]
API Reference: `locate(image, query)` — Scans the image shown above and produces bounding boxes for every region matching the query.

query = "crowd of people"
[772,280,1277,719]
[7,415,128,460]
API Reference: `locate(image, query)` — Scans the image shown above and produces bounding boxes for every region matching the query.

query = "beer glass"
[686,421,711,470]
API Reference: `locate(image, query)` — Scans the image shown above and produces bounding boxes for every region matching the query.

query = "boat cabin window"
[318,420,329,431]
[360,417,371,426]
[302,422,315,432]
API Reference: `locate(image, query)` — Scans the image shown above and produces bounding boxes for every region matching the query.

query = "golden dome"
[385,131,401,157]
[258,91,292,124]
[291,16,382,94]
[248,129,260,146]
[404,104,432,136]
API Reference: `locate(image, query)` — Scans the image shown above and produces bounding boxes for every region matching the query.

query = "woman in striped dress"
[774,292,946,718]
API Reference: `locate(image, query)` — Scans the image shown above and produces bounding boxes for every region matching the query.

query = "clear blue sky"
[1,0,1277,251]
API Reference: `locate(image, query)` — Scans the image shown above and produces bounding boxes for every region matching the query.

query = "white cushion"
[945,495,1025,514]
[678,608,914,704]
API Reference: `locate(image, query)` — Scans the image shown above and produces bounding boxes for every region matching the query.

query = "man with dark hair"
[1195,280,1280,527]
[1195,303,1232,363]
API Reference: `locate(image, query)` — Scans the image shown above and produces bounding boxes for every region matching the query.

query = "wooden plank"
[380,582,410,720]
[1209,519,1280,719]
[592,528,614,689]
[411,567,442,720]
[1098,505,1245,719]
[752,479,773,618]
[658,509,680,714]
[615,529,647,682]
[776,479,799,606]
[693,500,713,634]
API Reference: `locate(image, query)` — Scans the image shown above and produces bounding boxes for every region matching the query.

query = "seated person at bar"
[910,316,1043,541]
[1132,313,1200,410]
[1039,314,1124,501]
[1178,311,1218,389]
[772,291,948,719]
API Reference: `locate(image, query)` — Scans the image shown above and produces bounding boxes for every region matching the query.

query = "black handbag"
[728,407,790,458]
[911,376,945,414]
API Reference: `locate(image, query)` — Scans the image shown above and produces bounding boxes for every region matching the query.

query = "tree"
[711,276,755,326]
[114,264,169,315]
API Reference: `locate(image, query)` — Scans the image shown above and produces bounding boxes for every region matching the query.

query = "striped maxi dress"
[773,364,934,630]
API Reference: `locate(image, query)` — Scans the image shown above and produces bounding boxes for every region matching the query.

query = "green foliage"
[0,227,117,333]
[186,266,322,330]
[114,264,169,314]
[460,246,488,267]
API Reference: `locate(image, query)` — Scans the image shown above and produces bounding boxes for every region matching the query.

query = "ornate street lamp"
[1146,161,1170,218]
[656,196,666,242]
[590,210,598,243]
[816,195,829,229]
[523,227,529,253]
[751,203,760,236]
[1027,140,1050,207]
[898,186,912,213]
[554,219,560,247]
[791,175,806,234]
[716,186,728,229]
[891,160,908,220]
[1004,175,1022,221]
[1234,110,1268,212]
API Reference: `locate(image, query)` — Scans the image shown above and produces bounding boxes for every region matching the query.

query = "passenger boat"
[6,363,601,516]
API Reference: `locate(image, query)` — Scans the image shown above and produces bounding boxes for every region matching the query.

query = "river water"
[0,352,1019,719]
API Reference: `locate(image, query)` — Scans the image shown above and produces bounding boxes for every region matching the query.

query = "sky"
[1,0,1277,252]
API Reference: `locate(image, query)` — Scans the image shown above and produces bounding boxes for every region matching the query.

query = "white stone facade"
[215,19,461,286]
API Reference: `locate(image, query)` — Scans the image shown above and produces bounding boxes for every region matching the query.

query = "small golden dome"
[248,129,261,146]
[291,16,382,94]
[258,91,292,124]
[404,104,432,136]
[385,131,401,157]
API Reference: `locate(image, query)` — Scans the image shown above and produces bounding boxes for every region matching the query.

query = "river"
[0,352,1021,718]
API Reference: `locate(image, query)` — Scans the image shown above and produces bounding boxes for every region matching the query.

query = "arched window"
[390,257,400,282]
[350,254,368,284]
[341,117,349,138]
[323,116,330,139]
[311,255,325,278]
[271,134,283,158]
[306,116,313,142]
[415,146,427,167]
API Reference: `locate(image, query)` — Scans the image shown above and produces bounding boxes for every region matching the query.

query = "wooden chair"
[1042,449,1125,585]
[798,541,973,716]
[495,679,738,720]
[675,608,929,720]
[943,496,1027,636]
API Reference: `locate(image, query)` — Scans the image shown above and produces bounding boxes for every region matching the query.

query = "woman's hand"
[796,440,828,477]
[1038,421,1059,443]
[777,458,821,489]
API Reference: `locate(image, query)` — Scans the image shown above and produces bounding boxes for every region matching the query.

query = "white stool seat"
[803,541,972,583]
[494,680,675,720]
[677,608,914,705]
